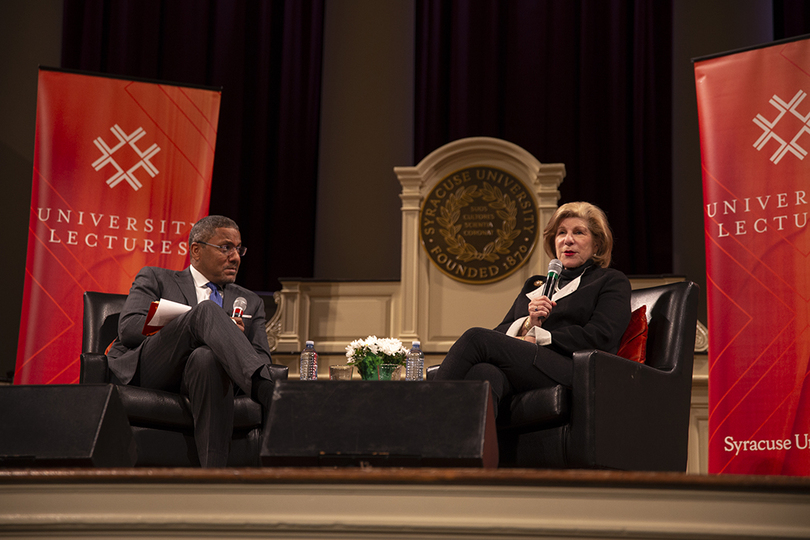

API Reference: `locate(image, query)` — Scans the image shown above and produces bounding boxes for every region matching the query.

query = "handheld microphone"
[541,259,563,299]
[232,297,247,318]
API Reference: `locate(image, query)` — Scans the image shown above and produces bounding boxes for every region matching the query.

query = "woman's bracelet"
[523,316,532,332]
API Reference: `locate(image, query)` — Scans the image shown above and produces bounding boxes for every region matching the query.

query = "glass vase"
[357,362,377,380]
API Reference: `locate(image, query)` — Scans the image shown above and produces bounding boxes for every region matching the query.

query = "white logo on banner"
[753,90,810,164]
[92,124,160,191]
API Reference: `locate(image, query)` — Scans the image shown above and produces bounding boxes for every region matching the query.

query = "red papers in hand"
[142,299,192,335]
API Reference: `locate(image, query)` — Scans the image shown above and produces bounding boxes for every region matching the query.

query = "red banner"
[695,38,810,476]
[15,68,220,385]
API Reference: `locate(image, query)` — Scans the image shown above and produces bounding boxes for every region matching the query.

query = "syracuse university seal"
[420,165,539,284]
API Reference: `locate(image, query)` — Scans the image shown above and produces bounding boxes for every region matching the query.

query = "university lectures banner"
[15,68,220,385]
[695,37,810,476]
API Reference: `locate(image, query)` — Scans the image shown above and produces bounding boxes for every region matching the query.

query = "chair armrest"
[80,353,111,384]
[81,355,289,386]
[566,349,691,471]
[266,363,289,381]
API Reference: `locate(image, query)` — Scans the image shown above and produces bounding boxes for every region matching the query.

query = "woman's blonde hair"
[542,202,614,268]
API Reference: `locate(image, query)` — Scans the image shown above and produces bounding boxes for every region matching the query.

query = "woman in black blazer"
[434,202,632,414]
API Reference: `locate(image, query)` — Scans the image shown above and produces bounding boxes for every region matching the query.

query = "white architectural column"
[397,167,427,343]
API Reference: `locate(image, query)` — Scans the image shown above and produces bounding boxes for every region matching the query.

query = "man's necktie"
[206,282,223,307]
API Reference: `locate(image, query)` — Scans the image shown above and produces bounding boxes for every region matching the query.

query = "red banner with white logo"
[695,37,810,476]
[14,68,220,385]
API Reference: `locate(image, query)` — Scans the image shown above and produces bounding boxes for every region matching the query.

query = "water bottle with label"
[405,340,424,381]
[299,340,318,380]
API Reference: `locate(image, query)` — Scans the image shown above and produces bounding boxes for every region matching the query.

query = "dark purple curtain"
[60,0,324,292]
[774,0,810,39]
[415,0,673,275]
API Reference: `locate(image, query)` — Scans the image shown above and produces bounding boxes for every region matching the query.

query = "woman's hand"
[528,296,556,327]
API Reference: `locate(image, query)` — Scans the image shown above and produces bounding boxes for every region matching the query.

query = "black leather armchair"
[428,281,699,471]
[79,291,288,467]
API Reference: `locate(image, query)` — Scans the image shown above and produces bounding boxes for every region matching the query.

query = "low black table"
[260,380,497,468]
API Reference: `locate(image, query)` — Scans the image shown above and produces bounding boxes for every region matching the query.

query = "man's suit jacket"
[106,266,272,385]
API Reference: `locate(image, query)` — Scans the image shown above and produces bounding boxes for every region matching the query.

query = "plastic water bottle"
[299,341,318,380]
[406,341,424,381]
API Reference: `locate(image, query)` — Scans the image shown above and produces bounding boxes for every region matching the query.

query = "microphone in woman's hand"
[542,259,562,299]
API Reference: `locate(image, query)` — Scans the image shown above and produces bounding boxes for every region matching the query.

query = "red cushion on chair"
[617,305,648,364]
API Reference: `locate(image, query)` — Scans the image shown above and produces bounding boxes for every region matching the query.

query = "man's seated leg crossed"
[106,215,278,467]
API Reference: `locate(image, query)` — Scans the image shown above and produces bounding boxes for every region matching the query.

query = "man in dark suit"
[106,215,278,467]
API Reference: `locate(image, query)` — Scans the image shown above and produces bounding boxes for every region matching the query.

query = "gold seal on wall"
[420,165,539,284]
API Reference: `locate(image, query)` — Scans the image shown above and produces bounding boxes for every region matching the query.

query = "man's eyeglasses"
[196,241,247,257]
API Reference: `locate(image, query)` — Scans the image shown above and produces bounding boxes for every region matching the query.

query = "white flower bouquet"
[345,335,407,380]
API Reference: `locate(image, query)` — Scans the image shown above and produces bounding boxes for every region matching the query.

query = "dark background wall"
[0,0,779,381]
[0,1,65,382]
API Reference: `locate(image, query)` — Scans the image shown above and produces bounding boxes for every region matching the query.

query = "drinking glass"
[377,364,401,380]
[329,365,354,380]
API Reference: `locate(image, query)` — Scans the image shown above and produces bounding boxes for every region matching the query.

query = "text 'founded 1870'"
[420,166,539,284]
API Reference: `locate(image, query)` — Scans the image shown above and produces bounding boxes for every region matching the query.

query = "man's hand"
[232,317,245,332]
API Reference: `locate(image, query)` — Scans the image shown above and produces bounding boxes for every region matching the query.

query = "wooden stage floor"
[2,467,810,539]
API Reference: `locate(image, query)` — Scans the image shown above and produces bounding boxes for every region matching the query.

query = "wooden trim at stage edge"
[2,468,809,539]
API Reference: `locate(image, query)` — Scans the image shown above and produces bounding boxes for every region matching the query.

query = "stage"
[2,467,809,539]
